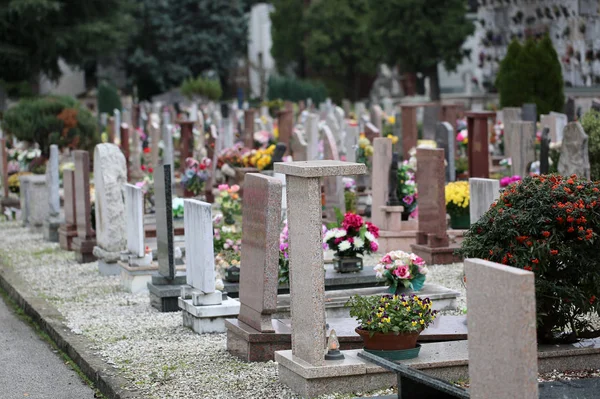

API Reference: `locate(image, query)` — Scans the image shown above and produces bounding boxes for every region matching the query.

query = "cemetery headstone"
[161,111,175,183]
[113,109,121,142]
[344,122,359,163]
[42,144,62,241]
[306,114,320,160]
[322,125,345,220]
[272,143,287,164]
[539,127,550,175]
[435,122,456,182]
[19,175,32,226]
[550,112,567,142]
[92,144,127,275]
[466,259,538,399]
[372,138,393,227]
[290,129,308,162]
[27,175,48,232]
[505,121,535,177]
[388,153,401,206]
[370,104,383,132]
[149,113,161,167]
[558,122,591,179]
[120,123,130,179]
[71,150,96,263]
[58,169,77,250]
[469,178,500,225]
[422,104,441,140]
[179,121,194,172]
[466,111,495,178]
[278,109,294,155]
[123,184,150,263]
[521,103,537,124]
[244,109,255,148]
[130,119,142,180]
[565,97,576,122]
[400,104,418,160]
[0,138,7,199]
[502,107,522,151]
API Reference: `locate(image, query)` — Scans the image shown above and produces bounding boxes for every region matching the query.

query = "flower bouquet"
[374,250,428,294]
[216,184,241,225]
[445,181,470,229]
[242,144,276,171]
[356,134,374,167]
[397,161,417,219]
[279,220,328,284]
[181,157,211,197]
[324,211,379,273]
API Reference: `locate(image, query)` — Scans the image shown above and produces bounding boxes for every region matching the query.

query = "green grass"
[0,285,107,399]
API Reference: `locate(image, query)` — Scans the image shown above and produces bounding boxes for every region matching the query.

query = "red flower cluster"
[342,213,365,231]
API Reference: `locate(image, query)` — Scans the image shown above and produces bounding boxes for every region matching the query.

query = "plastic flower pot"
[225,265,240,283]
[333,256,363,273]
[450,213,470,229]
[356,328,422,360]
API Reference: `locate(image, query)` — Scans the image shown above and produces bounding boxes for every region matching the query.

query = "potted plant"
[346,293,437,359]
[181,157,210,198]
[374,250,428,294]
[323,211,379,273]
[445,181,470,229]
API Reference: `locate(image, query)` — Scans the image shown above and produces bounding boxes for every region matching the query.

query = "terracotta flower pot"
[355,328,421,351]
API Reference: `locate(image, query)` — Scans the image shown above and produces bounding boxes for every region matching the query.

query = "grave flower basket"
[323,211,380,274]
[373,250,428,294]
[445,181,470,229]
[346,294,437,360]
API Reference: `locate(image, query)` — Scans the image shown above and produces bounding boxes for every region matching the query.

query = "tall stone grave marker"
[58,170,77,250]
[550,112,567,142]
[469,178,500,225]
[149,113,161,167]
[435,122,456,182]
[322,125,345,220]
[0,138,7,200]
[19,175,32,226]
[502,107,522,151]
[243,109,256,148]
[344,121,359,163]
[72,151,96,263]
[93,144,127,275]
[113,109,121,142]
[422,103,441,140]
[564,97,576,122]
[27,175,48,232]
[466,111,495,178]
[466,259,538,399]
[161,111,175,183]
[305,114,319,161]
[400,104,418,160]
[290,128,307,162]
[539,127,550,174]
[147,163,186,312]
[179,120,194,172]
[273,160,366,368]
[179,199,239,333]
[278,109,294,155]
[43,145,62,241]
[371,138,393,228]
[558,122,590,179]
[505,121,535,177]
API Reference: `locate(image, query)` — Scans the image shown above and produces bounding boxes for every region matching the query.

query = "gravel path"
[0,221,464,399]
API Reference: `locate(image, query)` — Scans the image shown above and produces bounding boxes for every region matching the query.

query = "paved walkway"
[0,296,95,399]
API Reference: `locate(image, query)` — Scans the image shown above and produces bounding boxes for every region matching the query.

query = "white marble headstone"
[46,145,60,218]
[125,184,145,257]
[184,199,216,294]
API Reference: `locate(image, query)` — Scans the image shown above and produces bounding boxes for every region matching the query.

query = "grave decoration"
[343,177,357,214]
[374,250,428,293]
[242,144,276,171]
[445,181,470,229]
[397,159,417,220]
[213,214,242,283]
[323,211,379,273]
[215,184,241,225]
[356,134,374,168]
[181,157,211,198]
[346,293,437,360]
[459,175,600,343]
[499,175,522,187]
[172,197,184,218]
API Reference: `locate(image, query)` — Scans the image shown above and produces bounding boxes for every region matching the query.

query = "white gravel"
[0,221,464,399]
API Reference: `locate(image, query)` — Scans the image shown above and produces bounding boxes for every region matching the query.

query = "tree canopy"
[270,0,306,77]
[0,0,134,95]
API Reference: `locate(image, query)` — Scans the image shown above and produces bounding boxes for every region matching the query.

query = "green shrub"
[496,36,564,116]
[458,175,600,343]
[580,110,600,180]
[97,81,122,115]
[2,96,98,157]
[180,75,222,101]
[267,75,327,104]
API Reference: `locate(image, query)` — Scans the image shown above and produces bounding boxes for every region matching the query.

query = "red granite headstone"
[466,111,495,178]
[71,151,96,262]
[178,121,194,171]
[277,109,293,155]
[415,148,448,248]
[58,169,78,250]
[243,109,255,149]
[401,104,418,160]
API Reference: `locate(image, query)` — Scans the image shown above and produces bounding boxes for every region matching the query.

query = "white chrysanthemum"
[364,231,375,242]
[338,240,351,251]
[334,229,347,238]
[353,238,364,249]
[324,230,336,241]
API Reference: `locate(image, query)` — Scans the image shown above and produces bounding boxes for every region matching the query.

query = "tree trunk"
[428,65,441,101]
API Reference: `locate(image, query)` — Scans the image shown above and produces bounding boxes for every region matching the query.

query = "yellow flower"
[387,134,399,144]
[406,306,411,312]
[382,317,391,323]
[364,145,374,157]
[420,319,425,325]
[387,115,396,125]
[411,321,417,327]
[358,137,369,149]
[273,126,279,140]
[376,312,384,318]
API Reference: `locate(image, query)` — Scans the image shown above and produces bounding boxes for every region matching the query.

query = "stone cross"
[243,109,255,148]
[558,122,590,179]
[125,184,145,258]
[469,178,500,225]
[435,122,456,182]
[415,148,448,247]
[371,138,393,227]
[466,111,495,178]
[273,160,367,367]
[465,259,538,399]
[238,173,282,332]
[505,121,535,177]
[539,128,550,174]
[183,199,219,302]
[422,103,441,140]
[305,113,320,161]
[93,144,127,265]
[154,163,175,279]
[344,121,359,163]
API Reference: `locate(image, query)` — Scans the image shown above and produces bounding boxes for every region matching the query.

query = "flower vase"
[333,256,363,273]
[450,213,470,229]
[224,214,236,225]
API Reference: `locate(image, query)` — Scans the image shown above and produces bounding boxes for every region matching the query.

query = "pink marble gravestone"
[58,169,78,250]
[277,109,294,155]
[71,151,97,263]
[466,111,495,178]
[243,109,256,148]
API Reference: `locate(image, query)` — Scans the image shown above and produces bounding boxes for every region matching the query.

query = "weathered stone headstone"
[415,148,447,247]
[179,121,194,172]
[539,127,550,174]
[422,104,441,140]
[113,109,121,142]
[550,112,567,142]
[370,104,383,132]
[43,145,62,241]
[290,129,307,162]
[371,138,393,228]
[273,160,367,367]
[466,259,538,399]
[558,122,591,179]
[435,122,456,182]
[322,125,345,220]
[502,107,522,151]
[124,184,145,258]
[93,144,127,275]
[469,178,500,225]
[278,109,293,155]
[58,169,77,250]
[305,114,319,161]
[466,111,495,178]
[505,121,535,177]
[130,121,142,180]
[72,150,96,263]
[19,175,32,226]
[344,122,359,163]
[28,175,48,232]
[237,173,282,332]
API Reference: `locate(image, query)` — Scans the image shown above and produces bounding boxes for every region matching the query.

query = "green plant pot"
[225,265,240,282]
[450,213,470,229]
[333,256,363,273]
[363,344,422,361]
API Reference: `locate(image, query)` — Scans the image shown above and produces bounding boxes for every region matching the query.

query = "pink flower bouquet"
[323,212,379,257]
[373,250,428,292]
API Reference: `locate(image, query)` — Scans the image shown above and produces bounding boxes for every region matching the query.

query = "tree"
[127,0,248,100]
[270,0,307,77]
[0,0,134,95]
[302,0,378,101]
[370,0,474,101]
[496,36,564,116]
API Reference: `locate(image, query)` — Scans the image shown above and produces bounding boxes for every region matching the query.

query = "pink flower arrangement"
[500,175,522,188]
[374,250,427,292]
[324,213,379,257]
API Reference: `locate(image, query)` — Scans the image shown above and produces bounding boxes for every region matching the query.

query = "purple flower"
[500,177,511,187]
[402,195,414,205]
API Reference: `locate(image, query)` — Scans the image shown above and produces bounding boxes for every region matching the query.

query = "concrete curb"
[0,261,139,399]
